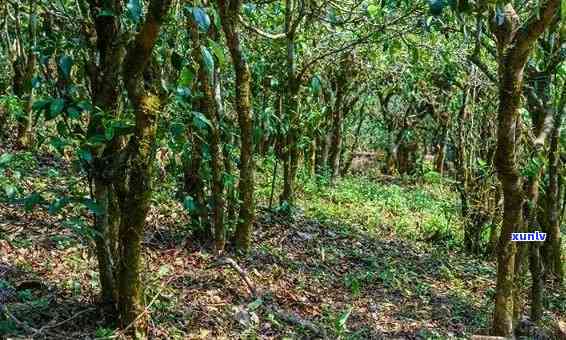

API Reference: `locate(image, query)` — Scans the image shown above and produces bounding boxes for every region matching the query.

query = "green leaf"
[367,4,381,17]
[336,307,352,330]
[78,148,93,162]
[67,106,81,119]
[158,265,171,277]
[50,137,68,153]
[31,76,42,89]
[104,125,114,141]
[49,98,65,119]
[170,121,185,138]
[48,197,70,215]
[178,66,195,88]
[77,100,93,112]
[98,9,115,17]
[32,99,50,112]
[56,121,68,136]
[127,0,142,23]
[23,192,43,211]
[183,195,197,212]
[208,39,225,65]
[0,153,14,166]
[200,46,215,76]
[243,3,256,16]
[192,7,211,31]
[247,298,263,311]
[310,75,322,94]
[429,0,446,16]
[3,184,17,198]
[58,55,73,79]
[193,111,212,129]
[82,198,101,215]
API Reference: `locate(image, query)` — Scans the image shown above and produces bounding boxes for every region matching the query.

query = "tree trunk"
[189,17,226,252]
[544,88,565,283]
[435,121,448,175]
[184,130,209,237]
[341,110,366,176]
[328,106,343,182]
[217,0,255,252]
[86,0,124,311]
[490,2,559,336]
[119,0,171,335]
[12,54,35,149]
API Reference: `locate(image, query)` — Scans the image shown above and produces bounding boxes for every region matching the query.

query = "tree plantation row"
[0,0,564,338]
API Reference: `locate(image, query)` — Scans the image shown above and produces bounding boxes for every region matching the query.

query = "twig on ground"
[210,257,258,298]
[210,256,328,339]
[38,307,96,332]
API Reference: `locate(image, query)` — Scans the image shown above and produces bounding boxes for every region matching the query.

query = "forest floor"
[0,152,564,339]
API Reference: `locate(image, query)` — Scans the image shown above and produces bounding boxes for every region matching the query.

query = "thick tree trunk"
[217,0,255,252]
[490,2,559,336]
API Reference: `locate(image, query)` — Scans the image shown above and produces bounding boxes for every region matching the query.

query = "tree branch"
[514,0,560,56]
[238,14,286,39]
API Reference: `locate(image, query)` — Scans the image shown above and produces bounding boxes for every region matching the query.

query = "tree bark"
[119,0,171,336]
[217,0,255,252]
[189,16,226,252]
[12,54,35,149]
[544,86,565,284]
[86,0,124,311]
[490,2,559,336]
[341,110,366,176]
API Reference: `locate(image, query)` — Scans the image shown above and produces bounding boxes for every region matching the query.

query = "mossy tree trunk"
[341,108,367,176]
[12,54,35,149]
[119,0,171,336]
[11,0,36,149]
[328,72,346,184]
[544,85,565,284]
[184,109,210,237]
[280,0,300,205]
[217,0,255,252]
[85,0,124,311]
[489,1,559,336]
[189,13,226,252]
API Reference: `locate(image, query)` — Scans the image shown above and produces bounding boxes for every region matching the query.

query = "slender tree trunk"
[217,0,255,252]
[184,129,209,236]
[545,88,565,283]
[328,106,343,182]
[86,0,124,311]
[12,54,35,149]
[435,121,448,175]
[341,110,366,176]
[119,0,171,335]
[189,17,226,252]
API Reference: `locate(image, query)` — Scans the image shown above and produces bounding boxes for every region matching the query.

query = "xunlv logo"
[511,232,547,242]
